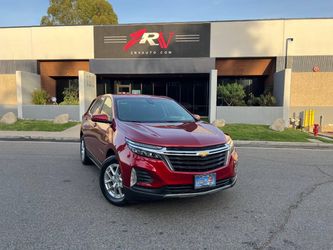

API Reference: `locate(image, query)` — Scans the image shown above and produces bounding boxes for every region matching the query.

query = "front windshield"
[116,97,195,123]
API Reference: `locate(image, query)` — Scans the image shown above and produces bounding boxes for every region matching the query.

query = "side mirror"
[193,114,201,121]
[91,114,111,123]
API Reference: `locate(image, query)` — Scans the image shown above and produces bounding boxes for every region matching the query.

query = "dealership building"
[0,18,332,130]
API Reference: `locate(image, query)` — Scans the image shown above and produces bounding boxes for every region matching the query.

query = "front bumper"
[124,175,237,200]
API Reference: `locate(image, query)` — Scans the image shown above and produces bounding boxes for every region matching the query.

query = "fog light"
[130,168,137,187]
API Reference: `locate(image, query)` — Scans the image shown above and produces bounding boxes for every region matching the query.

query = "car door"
[82,96,105,160]
[94,96,115,163]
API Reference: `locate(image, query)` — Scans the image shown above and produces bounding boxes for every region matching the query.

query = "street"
[0,141,332,250]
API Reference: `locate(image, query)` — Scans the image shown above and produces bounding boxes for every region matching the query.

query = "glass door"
[116,83,131,94]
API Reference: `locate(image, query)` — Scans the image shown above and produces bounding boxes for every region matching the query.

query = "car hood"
[118,121,227,147]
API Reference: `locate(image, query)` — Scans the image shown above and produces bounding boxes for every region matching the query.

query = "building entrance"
[97,74,209,116]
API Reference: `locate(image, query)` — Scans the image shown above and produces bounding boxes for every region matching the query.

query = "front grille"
[164,145,229,172]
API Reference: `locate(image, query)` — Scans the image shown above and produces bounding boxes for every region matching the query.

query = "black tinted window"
[116,98,194,123]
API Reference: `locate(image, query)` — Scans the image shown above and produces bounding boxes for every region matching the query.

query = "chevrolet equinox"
[80,94,238,206]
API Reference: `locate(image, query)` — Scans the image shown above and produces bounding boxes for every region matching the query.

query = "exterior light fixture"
[285,37,294,69]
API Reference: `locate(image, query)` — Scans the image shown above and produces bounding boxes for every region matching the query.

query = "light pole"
[285,37,294,69]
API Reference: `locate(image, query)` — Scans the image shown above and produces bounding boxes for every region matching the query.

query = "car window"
[89,97,105,115]
[100,97,113,119]
[116,98,195,123]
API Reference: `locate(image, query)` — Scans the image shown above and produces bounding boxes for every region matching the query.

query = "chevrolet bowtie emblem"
[197,151,209,157]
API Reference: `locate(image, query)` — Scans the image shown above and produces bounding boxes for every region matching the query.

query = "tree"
[41,0,118,26]
[217,83,246,106]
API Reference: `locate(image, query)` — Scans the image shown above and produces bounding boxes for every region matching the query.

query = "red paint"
[124,29,174,51]
[81,95,237,201]
[157,32,174,48]
[123,29,146,51]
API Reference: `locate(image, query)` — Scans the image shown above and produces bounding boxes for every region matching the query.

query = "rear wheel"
[100,156,128,206]
[80,137,91,165]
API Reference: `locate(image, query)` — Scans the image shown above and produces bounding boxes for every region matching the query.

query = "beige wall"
[1,19,332,60]
[290,72,333,131]
[16,71,41,105]
[16,71,41,118]
[0,74,17,105]
[291,72,333,106]
[211,20,284,57]
[211,19,333,57]
[284,19,333,56]
[0,26,94,60]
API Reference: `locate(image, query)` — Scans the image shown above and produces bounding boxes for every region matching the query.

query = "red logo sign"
[313,66,320,72]
[124,29,175,51]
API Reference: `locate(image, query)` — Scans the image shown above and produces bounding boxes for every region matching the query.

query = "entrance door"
[116,84,131,94]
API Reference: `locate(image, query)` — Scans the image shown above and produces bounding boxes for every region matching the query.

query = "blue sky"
[0,0,332,27]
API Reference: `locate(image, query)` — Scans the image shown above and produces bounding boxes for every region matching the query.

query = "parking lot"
[0,141,332,250]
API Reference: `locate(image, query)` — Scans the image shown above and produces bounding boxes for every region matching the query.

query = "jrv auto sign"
[94,23,210,58]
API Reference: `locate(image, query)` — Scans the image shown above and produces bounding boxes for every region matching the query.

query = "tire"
[99,156,128,206]
[80,137,91,165]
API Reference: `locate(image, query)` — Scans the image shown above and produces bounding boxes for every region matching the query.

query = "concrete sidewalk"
[1,125,333,149]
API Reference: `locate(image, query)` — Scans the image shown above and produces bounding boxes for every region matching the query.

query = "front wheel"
[99,157,128,206]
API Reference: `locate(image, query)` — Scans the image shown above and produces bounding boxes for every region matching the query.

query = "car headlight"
[126,138,163,159]
[226,136,235,153]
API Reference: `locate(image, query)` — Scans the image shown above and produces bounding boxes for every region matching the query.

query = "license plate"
[194,173,216,189]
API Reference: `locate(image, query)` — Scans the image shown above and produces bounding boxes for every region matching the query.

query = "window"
[116,97,195,123]
[100,97,113,119]
[89,97,105,115]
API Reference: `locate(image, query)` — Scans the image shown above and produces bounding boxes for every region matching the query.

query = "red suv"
[80,94,238,206]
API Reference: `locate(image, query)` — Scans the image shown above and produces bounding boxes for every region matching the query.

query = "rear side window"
[89,97,105,115]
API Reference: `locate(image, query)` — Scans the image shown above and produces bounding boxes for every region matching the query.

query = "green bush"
[247,93,276,106]
[32,89,49,105]
[217,83,246,106]
[60,85,79,105]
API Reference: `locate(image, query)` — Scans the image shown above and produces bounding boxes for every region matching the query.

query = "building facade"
[0,18,332,129]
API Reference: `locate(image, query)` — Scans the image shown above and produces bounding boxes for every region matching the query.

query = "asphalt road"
[0,141,332,250]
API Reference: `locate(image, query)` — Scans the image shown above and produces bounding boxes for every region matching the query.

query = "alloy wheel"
[104,163,124,199]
